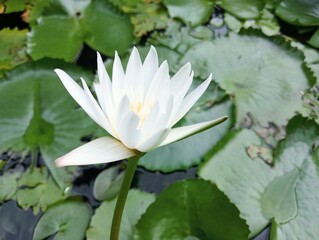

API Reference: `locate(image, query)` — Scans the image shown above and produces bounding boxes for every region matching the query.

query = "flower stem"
[110,156,139,240]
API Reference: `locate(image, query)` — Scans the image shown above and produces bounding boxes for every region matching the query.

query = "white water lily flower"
[54,46,227,167]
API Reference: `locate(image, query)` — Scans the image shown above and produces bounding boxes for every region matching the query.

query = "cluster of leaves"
[1,0,319,239]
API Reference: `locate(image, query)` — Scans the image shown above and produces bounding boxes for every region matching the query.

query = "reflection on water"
[0,201,41,240]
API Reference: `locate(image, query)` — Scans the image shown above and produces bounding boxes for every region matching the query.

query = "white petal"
[144,60,169,104]
[54,69,110,132]
[168,71,194,125]
[170,62,192,95]
[125,47,143,100]
[142,46,158,91]
[97,52,115,121]
[55,137,137,167]
[160,116,228,147]
[112,51,125,105]
[171,74,212,126]
[141,101,160,136]
[118,110,142,149]
[80,78,114,135]
[137,128,171,152]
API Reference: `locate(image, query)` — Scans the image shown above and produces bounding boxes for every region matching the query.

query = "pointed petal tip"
[55,157,66,167]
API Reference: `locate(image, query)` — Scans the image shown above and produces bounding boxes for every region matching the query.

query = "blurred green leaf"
[135,179,249,240]
[0,171,21,203]
[16,167,66,214]
[33,199,92,240]
[1,0,25,13]
[0,60,95,189]
[163,0,214,26]
[80,0,134,56]
[86,189,155,240]
[309,28,319,48]
[218,0,265,19]
[181,32,311,127]
[275,0,319,26]
[27,0,134,61]
[93,165,125,201]
[27,16,83,61]
[0,28,28,71]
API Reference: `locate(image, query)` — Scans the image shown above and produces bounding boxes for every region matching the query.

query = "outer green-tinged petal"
[137,128,170,152]
[55,137,137,167]
[172,74,212,126]
[160,116,228,147]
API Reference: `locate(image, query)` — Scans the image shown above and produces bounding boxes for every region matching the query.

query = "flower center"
[130,100,152,128]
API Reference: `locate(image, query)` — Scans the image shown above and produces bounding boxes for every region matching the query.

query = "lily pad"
[199,116,319,238]
[0,171,21,203]
[135,179,249,240]
[218,0,265,19]
[0,60,96,189]
[33,199,92,240]
[27,0,134,61]
[16,167,67,214]
[275,0,319,26]
[93,165,125,201]
[163,0,214,27]
[260,168,299,224]
[0,28,28,71]
[86,189,155,240]
[181,32,311,127]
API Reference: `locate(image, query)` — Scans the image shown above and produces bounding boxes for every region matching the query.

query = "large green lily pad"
[163,0,214,27]
[86,189,155,240]
[199,115,319,238]
[135,179,249,240]
[33,199,92,240]
[27,0,134,61]
[275,0,319,26]
[0,60,96,189]
[181,32,311,127]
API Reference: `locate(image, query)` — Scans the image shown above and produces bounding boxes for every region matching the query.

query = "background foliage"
[0,0,318,239]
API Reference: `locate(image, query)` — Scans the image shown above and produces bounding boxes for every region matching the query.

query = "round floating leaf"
[199,130,272,236]
[163,0,214,26]
[86,189,155,240]
[261,168,299,223]
[199,116,319,238]
[33,199,92,240]
[27,0,134,61]
[135,179,249,240]
[139,98,232,172]
[0,60,96,189]
[181,32,311,127]
[27,16,83,61]
[80,0,134,56]
[275,0,319,26]
[93,165,125,201]
[218,0,265,19]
